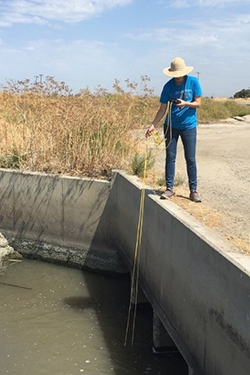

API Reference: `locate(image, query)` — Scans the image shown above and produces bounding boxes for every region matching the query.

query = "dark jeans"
[164,126,197,191]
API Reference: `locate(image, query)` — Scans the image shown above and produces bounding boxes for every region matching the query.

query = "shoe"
[160,188,174,199]
[190,190,201,203]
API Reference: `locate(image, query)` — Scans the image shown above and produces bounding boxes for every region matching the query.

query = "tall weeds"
[0,78,249,179]
[0,77,157,178]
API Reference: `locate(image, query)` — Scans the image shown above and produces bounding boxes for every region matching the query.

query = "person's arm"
[145,103,168,137]
[175,96,202,108]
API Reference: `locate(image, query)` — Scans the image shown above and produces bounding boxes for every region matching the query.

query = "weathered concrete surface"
[111,171,250,375]
[0,169,127,274]
[8,238,126,275]
[1,168,250,374]
[153,310,177,352]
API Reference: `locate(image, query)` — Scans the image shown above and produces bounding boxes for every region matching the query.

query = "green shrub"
[174,172,185,186]
[157,172,184,187]
[157,174,165,187]
[222,100,250,117]
[130,150,155,177]
[0,148,26,169]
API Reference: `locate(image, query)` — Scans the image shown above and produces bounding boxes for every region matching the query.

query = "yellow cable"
[124,100,173,346]
[153,101,172,149]
[124,141,148,346]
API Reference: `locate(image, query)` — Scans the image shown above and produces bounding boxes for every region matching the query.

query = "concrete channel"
[0,168,250,375]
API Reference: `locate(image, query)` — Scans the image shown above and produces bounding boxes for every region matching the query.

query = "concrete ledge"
[1,168,250,374]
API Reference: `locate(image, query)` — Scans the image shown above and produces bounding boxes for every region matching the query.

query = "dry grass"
[0,77,158,178]
[229,237,250,255]
[0,78,250,179]
[177,195,250,254]
[150,184,223,230]
[198,97,250,121]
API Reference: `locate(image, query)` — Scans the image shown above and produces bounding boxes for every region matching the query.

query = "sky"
[0,0,249,98]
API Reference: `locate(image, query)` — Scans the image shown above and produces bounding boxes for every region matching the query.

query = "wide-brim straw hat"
[163,57,194,77]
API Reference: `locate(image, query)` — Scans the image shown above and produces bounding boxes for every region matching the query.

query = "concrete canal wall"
[0,168,250,375]
[112,172,250,375]
[0,169,126,274]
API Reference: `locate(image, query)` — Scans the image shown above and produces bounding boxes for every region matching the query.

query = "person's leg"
[181,127,197,192]
[165,127,179,191]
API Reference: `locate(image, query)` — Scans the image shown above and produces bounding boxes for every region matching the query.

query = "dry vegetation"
[0,76,157,178]
[0,76,250,180]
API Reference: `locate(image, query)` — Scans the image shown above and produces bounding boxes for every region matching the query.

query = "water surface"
[0,259,187,375]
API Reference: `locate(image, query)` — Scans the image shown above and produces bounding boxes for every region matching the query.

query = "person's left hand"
[175,99,186,107]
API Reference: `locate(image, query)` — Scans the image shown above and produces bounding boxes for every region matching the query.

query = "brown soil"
[145,115,250,254]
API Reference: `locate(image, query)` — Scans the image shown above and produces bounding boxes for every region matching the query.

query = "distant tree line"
[234,88,250,98]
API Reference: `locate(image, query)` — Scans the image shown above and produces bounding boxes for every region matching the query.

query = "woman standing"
[146,57,202,202]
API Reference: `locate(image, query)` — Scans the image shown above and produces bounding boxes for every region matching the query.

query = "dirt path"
[148,115,250,253]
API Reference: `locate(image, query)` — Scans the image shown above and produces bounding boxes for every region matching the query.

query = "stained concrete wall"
[0,168,250,374]
[0,169,126,273]
[111,172,250,375]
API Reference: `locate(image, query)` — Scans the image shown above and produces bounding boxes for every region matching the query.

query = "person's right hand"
[145,124,155,138]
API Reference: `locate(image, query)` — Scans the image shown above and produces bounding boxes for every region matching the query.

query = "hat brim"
[163,66,194,77]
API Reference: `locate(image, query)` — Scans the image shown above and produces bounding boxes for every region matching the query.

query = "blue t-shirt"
[160,75,202,130]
